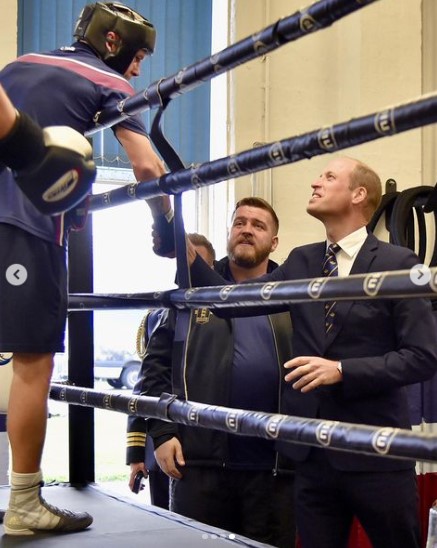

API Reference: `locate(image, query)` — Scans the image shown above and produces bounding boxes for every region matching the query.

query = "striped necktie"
[323,243,340,333]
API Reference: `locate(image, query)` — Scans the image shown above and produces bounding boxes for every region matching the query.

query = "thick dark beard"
[228,244,271,268]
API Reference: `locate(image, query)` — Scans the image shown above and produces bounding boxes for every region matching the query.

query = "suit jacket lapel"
[325,233,379,348]
[348,232,378,275]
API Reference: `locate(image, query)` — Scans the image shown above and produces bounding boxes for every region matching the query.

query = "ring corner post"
[67,215,95,485]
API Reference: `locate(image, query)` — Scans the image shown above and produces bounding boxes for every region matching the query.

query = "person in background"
[127,233,216,510]
[0,2,172,536]
[140,198,295,548]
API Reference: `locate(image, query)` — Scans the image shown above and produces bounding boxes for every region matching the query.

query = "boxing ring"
[4,0,437,545]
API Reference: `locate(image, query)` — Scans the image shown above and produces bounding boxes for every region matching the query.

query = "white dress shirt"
[327,226,368,277]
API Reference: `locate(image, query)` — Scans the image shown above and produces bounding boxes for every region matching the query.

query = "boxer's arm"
[0,85,96,215]
[116,126,174,256]
[115,126,171,215]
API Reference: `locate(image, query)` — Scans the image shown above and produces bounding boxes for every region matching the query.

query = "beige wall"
[229,0,429,263]
[0,0,17,66]
[422,0,437,185]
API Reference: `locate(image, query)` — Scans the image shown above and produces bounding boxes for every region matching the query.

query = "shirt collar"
[328,226,368,259]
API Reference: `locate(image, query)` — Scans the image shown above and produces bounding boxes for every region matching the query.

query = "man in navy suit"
[175,156,437,548]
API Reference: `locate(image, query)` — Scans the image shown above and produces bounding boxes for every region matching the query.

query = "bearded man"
[128,197,296,548]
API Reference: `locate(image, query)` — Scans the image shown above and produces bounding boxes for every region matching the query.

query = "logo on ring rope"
[103,394,112,409]
[117,99,127,115]
[210,53,222,73]
[318,127,338,151]
[226,412,239,432]
[266,415,286,439]
[268,142,286,165]
[261,282,280,300]
[184,287,200,300]
[187,405,200,424]
[175,69,187,88]
[308,277,329,299]
[252,33,268,55]
[371,427,398,455]
[190,169,203,189]
[374,109,396,135]
[227,157,242,177]
[316,420,339,447]
[363,272,386,296]
[219,285,236,301]
[127,183,137,198]
[299,11,318,33]
[128,397,138,414]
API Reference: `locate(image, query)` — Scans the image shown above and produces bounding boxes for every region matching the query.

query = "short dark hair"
[232,197,279,234]
[187,233,216,261]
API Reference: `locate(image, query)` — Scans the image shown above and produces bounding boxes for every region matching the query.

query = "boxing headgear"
[74,2,156,75]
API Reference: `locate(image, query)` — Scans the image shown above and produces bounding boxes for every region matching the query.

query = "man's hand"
[284,356,342,393]
[0,110,96,215]
[154,437,185,479]
[128,462,149,492]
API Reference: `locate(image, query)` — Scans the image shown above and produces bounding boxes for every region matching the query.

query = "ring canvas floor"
[0,483,273,547]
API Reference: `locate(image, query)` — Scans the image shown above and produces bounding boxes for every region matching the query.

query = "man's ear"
[352,186,367,205]
[270,235,279,252]
[105,31,121,53]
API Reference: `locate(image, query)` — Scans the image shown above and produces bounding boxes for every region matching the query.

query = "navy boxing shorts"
[0,223,67,353]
